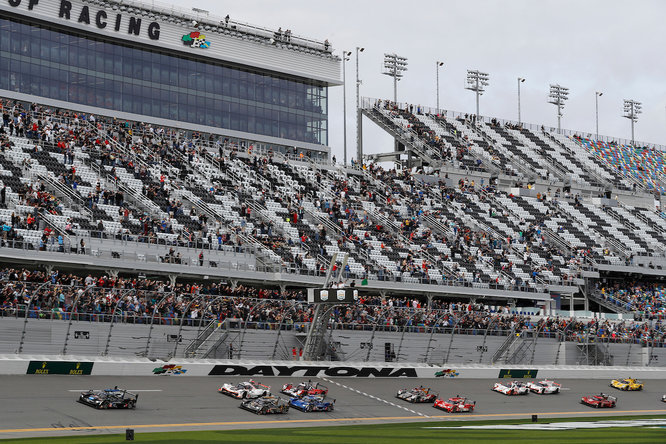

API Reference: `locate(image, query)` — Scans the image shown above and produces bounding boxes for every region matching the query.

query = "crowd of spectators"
[0,267,663,346]
[597,281,665,317]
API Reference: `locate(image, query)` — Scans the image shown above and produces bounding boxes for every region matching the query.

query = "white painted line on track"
[67,390,163,392]
[321,377,430,418]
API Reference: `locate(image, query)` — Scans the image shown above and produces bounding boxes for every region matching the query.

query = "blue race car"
[289,395,334,412]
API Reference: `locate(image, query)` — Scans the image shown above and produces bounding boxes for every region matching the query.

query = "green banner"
[27,361,94,375]
[498,369,538,379]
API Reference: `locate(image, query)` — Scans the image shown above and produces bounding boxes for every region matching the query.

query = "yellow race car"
[610,378,643,391]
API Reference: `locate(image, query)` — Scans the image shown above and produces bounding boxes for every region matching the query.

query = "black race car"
[240,396,290,415]
[77,387,138,409]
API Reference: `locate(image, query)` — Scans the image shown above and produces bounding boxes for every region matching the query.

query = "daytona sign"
[208,365,418,378]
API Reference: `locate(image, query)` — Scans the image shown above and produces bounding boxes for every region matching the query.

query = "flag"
[361,278,368,286]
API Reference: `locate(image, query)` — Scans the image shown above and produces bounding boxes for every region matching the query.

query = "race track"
[1,376,665,439]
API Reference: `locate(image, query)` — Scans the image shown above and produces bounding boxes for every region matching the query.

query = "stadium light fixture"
[436,61,444,113]
[356,47,365,164]
[547,84,569,133]
[465,69,490,119]
[342,50,352,166]
[622,99,642,146]
[517,77,526,124]
[382,53,408,103]
[595,92,603,140]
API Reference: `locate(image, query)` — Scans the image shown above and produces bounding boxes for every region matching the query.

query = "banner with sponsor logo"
[208,364,418,378]
[26,361,94,375]
[498,369,538,379]
[153,364,188,375]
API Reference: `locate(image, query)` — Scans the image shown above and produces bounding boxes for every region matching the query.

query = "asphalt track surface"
[1,376,665,439]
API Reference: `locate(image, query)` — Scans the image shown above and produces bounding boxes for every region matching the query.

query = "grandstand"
[0,0,664,367]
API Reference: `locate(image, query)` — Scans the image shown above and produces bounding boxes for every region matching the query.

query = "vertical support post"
[342,54,348,165]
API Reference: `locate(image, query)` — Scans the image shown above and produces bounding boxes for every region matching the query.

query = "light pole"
[382,53,408,103]
[517,77,525,124]
[355,46,364,165]
[436,61,444,113]
[342,50,351,165]
[548,84,569,133]
[465,70,489,119]
[622,99,642,146]
[595,91,603,140]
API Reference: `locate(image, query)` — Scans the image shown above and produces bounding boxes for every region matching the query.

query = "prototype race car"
[433,396,476,413]
[289,395,335,412]
[610,378,643,391]
[77,387,138,409]
[396,386,438,403]
[219,380,271,399]
[526,379,562,394]
[281,381,329,398]
[240,396,290,415]
[581,393,617,408]
[492,381,529,395]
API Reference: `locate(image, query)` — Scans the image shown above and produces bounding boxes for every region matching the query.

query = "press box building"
[0,0,341,159]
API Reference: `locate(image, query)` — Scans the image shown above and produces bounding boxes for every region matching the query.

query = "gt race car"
[289,395,335,412]
[433,396,475,413]
[77,387,138,409]
[219,380,271,399]
[396,386,438,403]
[240,396,290,415]
[581,393,617,408]
[610,378,643,391]
[526,379,562,394]
[281,381,328,398]
[492,381,529,395]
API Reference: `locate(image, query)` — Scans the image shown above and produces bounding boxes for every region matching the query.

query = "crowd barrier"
[2,355,666,379]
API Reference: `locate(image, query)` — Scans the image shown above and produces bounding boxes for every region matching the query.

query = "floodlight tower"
[595,91,603,140]
[622,99,642,146]
[342,50,352,165]
[548,84,569,133]
[465,70,489,119]
[355,47,364,164]
[517,77,525,124]
[383,53,408,103]
[436,61,444,113]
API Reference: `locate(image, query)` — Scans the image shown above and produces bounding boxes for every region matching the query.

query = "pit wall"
[2,355,666,379]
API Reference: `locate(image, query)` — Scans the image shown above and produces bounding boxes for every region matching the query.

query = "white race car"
[492,381,529,396]
[526,379,561,394]
[218,380,271,399]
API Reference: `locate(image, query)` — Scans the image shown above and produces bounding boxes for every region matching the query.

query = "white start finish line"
[426,419,666,430]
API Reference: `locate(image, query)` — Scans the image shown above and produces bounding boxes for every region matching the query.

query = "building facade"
[0,0,341,158]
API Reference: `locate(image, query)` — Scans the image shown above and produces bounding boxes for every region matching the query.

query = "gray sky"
[196,0,666,160]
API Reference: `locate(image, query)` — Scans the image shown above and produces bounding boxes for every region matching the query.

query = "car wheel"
[242,392,247,399]
[306,405,313,412]
[596,403,600,408]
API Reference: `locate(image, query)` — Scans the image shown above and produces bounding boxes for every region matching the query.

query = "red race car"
[433,396,476,413]
[581,393,617,408]
[281,381,328,398]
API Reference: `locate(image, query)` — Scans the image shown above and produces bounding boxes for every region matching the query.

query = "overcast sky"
[195,0,666,160]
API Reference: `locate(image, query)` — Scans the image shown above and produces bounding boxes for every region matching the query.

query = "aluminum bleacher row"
[0,98,665,300]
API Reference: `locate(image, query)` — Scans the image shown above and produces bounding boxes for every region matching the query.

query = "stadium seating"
[1,97,666,314]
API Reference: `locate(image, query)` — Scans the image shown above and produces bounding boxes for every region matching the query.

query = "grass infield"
[2,415,665,443]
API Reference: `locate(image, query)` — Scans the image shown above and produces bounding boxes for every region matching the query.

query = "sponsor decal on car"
[498,369,538,379]
[435,369,459,378]
[27,361,94,375]
[152,364,187,375]
[208,365,418,378]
